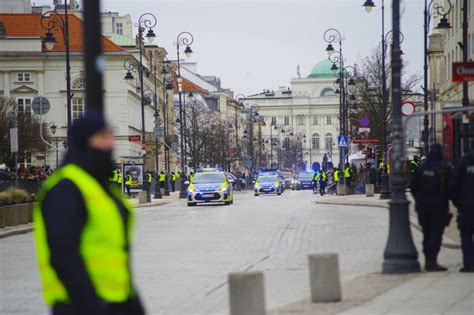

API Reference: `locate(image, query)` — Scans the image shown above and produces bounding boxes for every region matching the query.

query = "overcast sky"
[75,0,424,96]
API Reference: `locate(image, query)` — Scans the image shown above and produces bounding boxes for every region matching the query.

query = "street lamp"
[362,0,375,13]
[423,0,452,154]
[49,122,59,170]
[174,31,194,199]
[40,3,72,143]
[382,0,420,274]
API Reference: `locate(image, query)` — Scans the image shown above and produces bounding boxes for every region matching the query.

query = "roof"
[173,77,208,94]
[0,13,123,52]
[103,32,155,48]
[308,59,336,78]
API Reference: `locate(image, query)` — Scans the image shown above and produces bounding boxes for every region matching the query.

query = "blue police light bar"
[196,167,224,173]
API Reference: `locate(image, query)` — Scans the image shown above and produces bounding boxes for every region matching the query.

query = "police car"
[187,168,234,206]
[254,174,283,196]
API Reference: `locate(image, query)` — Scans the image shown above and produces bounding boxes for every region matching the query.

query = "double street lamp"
[123,12,157,201]
[174,31,194,199]
[40,2,72,143]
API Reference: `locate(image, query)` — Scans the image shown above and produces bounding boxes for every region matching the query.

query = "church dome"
[308,59,336,78]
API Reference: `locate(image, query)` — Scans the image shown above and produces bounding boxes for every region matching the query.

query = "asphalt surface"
[0,190,419,314]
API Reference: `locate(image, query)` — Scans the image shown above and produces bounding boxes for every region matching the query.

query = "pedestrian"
[411,143,452,272]
[319,169,327,196]
[449,147,474,273]
[159,171,166,189]
[312,171,319,193]
[170,171,176,192]
[409,155,421,181]
[344,163,352,189]
[125,171,132,198]
[33,111,145,315]
[116,169,123,190]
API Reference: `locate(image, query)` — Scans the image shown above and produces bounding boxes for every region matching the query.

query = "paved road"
[0,190,429,314]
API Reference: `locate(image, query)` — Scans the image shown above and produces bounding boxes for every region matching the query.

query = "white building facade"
[243,59,341,168]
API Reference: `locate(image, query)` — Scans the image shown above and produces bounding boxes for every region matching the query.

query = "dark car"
[281,171,294,189]
[296,171,314,190]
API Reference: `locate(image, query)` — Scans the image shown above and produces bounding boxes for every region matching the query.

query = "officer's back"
[411,144,451,210]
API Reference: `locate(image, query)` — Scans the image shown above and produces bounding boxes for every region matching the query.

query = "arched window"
[321,88,335,96]
[312,133,320,149]
[325,133,333,150]
[72,77,86,89]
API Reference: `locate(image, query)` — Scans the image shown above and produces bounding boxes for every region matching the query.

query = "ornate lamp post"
[40,3,72,142]
[381,0,421,274]
[174,31,194,198]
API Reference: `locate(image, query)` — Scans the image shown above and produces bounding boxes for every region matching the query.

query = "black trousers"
[458,213,474,268]
[319,181,326,195]
[418,210,447,262]
[125,185,131,197]
[171,181,175,191]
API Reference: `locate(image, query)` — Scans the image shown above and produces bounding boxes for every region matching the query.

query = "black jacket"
[450,150,474,214]
[411,157,451,211]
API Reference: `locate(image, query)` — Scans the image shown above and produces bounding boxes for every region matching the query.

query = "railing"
[0,180,44,195]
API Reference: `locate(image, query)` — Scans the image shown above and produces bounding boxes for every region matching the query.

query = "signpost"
[128,135,141,142]
[337,135,349,148]
[401,101,416,116]
[10,128,18,153]
[452,62,474,82]
[31,96,51,115]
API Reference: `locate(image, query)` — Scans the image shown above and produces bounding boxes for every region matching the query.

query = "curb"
[0,224,34,239]
[315,199,461,249]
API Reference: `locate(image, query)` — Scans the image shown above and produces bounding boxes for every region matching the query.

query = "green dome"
[308,59,335,78]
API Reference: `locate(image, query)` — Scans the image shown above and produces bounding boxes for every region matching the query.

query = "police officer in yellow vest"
[344,163,352,189]
[159,171,166,189]
[125,172,132,198]
[109,169,118,184]
[170,171,176,192]
[116,169,123,189]
[33,111,145,315]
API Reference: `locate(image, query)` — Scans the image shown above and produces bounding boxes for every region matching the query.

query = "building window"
[321,88,335,96]
[17,73,31,82]
[72,78,87,89]
[284,137,290,148]
[16,98,32,114]
[284,116,290,125]
[407,138,415,147]
[313,115,319,125]
[116,23,123,35]
[72,97,86,120]
[326,115,332,125]
[271,137,278,146]
[271,116,276,125]
[312,133,320,149]
[297,116,305,125]
[325,133,333,150]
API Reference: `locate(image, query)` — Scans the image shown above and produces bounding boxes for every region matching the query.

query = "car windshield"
[192,173,225,184]
[282,172,293,179]
[258,176,277,183]
[298,172,313,180]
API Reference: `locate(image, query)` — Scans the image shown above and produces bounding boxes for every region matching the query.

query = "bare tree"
[350,45,421,142]
[0,97,48,166]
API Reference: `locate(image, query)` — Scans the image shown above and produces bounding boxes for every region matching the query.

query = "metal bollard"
[308,253,342,303]
[228,272,266,315]
[365,184,375,197]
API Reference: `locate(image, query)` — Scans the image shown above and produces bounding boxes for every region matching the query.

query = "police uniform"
[159,172,166,189]
[125,173,132,197]
[411,144,451,271]
[170,172,176,192]
[450,149,474,272]
[319,170,327,196]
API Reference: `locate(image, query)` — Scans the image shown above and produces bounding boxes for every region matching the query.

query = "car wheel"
[224,201,231,205]
[254,193,259,197]
[277,192,281,196]
[187,202,196,207]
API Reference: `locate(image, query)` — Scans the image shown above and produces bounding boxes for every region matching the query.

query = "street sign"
[128,135,141,142]
[452,62,474,82]
[401,101,416,116]
[153,127,164,139]
[31,96,51,115]
[359,127,371,133]
[358,116,370,128]
[352,139,380,145]
[337,135,349,148]
[228,147,237,154]
[10,128,18,153]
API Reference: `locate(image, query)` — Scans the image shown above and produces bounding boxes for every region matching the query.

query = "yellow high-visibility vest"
[125,175,132,186]
[159,174,166,182]
[109,170,118,182]
[147,173,152,183]
[117,173,122,184]
[344,167,351,178]
[334,170,340,182]
[33,164,134,305]
[171,174,176,181]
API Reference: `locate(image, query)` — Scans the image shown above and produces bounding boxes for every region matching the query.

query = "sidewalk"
[314,193,461,247]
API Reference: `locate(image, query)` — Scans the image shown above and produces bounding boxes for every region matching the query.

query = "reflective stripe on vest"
[33,164,134,305]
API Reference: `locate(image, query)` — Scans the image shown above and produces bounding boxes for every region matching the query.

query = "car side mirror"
[184,181,190,185]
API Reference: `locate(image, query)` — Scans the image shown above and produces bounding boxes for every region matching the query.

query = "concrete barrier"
[365,184,375,197]
[1,203,34,227]
[336,183,346,196]
[0,207,5,228]
[308,253,342,303]
[228,272,266,315]
[138,191,148,204]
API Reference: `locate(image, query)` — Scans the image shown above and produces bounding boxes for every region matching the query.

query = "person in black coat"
[449,148,474,272]
[411,143,452,272]
[40,111,145,314]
